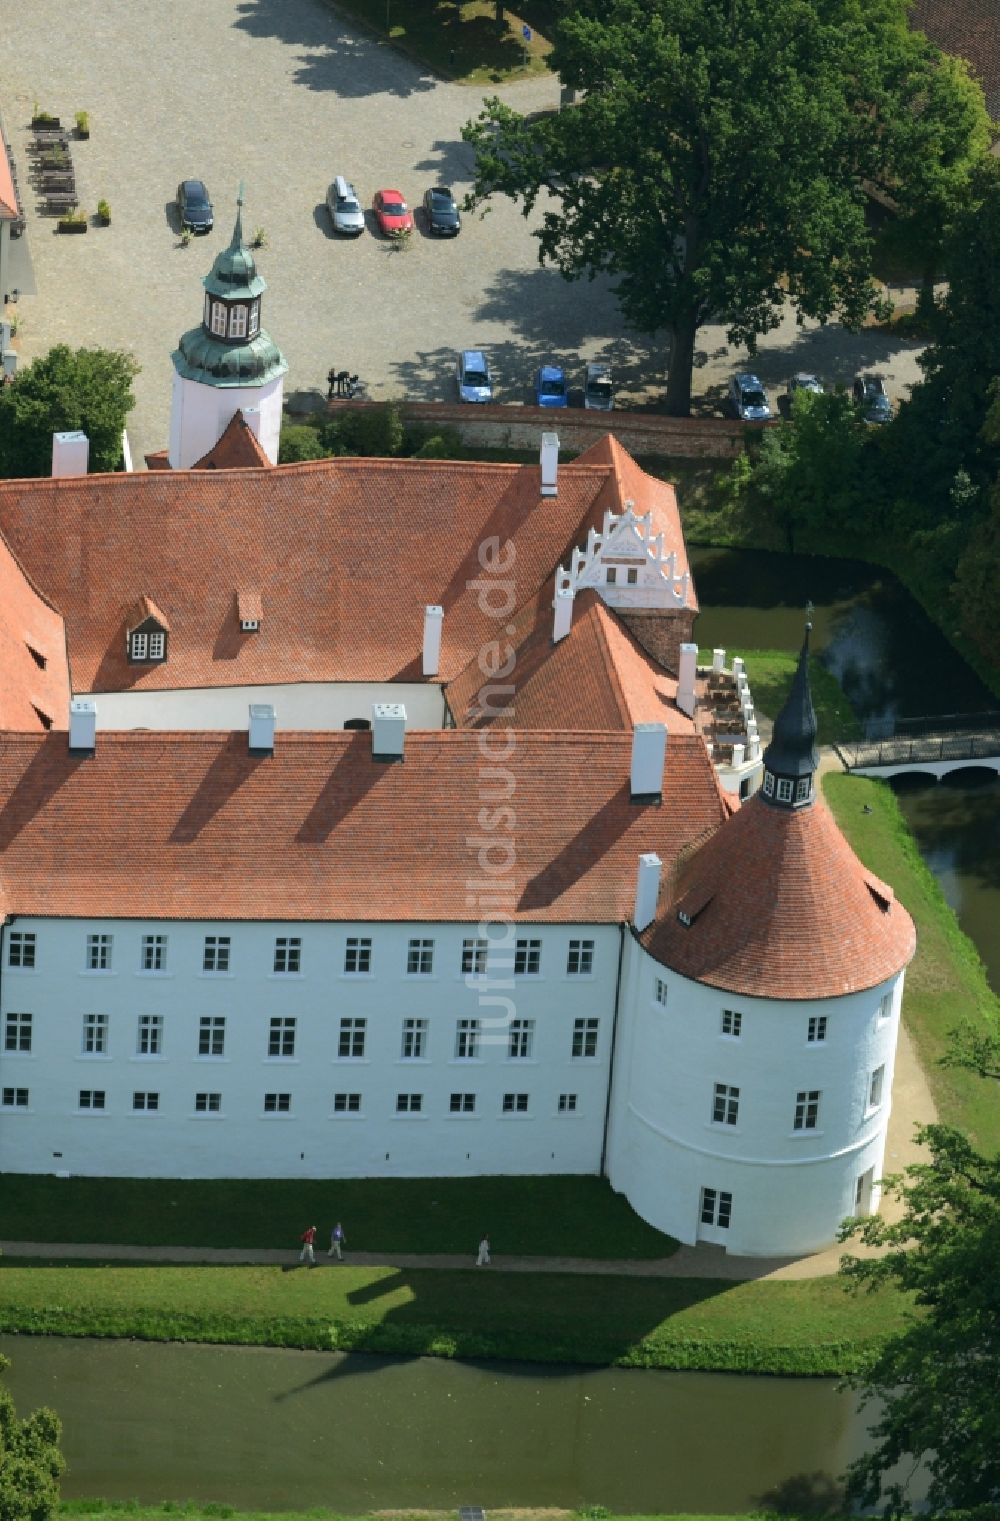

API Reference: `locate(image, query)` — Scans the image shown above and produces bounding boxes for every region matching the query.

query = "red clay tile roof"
[237,588,263,623]
[193,411,272,470]
[0,729,727,922]
[911,0,1000,114]
[144,450,172,471]
[0,531,70,733]
[0,451,682,696]
[641,791,916,999]
[127,594,170,633]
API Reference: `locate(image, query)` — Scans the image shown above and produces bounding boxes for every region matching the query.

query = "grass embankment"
[57,1508,845,1521]
[324,0,555,83]
[698,647,861,747]
[823,773,1000,1153]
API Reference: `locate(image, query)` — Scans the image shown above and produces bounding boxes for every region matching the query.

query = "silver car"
[786,372,824,397]
[728,373,772,422]
[584,362,614,411]
[326,176,364,237]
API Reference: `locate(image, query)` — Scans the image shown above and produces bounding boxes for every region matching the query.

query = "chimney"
[422,605,444,677]
[634,852,662,932]
[540,431,560,497]
[677,641,698,717]
[249,703,276,754]
[552,586,574,643]
[732,742,745,769]
[68,697,96,753]
[52,431,90,478]
[372,702,406,762]
[712,648,726,673]
[630,722,667,801]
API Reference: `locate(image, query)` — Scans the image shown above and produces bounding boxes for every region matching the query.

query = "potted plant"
[57,208,88,234]
[96,199,111,226]
[42,145,70,170]
[31,106,61,129]
[75,110,90,139]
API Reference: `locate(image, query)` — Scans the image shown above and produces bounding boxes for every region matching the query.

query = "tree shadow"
[411,137,478,189]
[232,0,436,99]
[754,1468,847,1516]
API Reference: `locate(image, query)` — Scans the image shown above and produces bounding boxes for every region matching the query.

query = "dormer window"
[127,596,170,664]
[248,301,260,338]
[236,589,262,633]
[210,301,227,337]
[229,305,248,339]
[241,619,259,632]
[776,778,794,802]
[763,771,775,797]
[795,776,811,802]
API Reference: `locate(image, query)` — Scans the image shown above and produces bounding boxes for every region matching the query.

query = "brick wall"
[617,609,697,675]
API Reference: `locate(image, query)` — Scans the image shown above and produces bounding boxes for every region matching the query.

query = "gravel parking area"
[5,0,928,464]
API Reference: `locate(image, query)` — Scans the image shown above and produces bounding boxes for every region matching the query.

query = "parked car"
[176,179,213,234]
[584,362,614,411]
[786,372,824,398]
[456,349,493,403]
[727,372,772,421]
[373,188,413,236]
[423,185,461,236]
[534,364,568,408]
[853,373,892,424]
[326,176,364,236]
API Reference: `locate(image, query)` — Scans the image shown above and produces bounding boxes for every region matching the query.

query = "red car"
[373,188,413,236]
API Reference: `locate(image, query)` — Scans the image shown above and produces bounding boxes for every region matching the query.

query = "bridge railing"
[839,713,1000,771]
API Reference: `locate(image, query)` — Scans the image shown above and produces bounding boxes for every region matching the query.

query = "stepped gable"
[0,530,70,733]
[0,729,727,923]
[192,411,272,469]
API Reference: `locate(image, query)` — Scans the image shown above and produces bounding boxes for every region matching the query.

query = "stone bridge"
[837,713,1000,780]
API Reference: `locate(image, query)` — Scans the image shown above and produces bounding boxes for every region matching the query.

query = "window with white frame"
[508,1018,534,1059]
[795,777,812,802]
[133,1091,159,1112]
[396,1092,422,1113]
[721,1008,742,1038]
[273,937,301,974]
[406,938,434,975]
[79,1089,106,1110]
[82,1013,109,1055]
[558,1093,577,1112]
[776,778,794,802]
[137,1014,163,1056]
[502,1092,529,1113]
[449,1091,476,1113]
[762,771,775,797]
[203,935,231,973]
[333,1092,361,1113]
[268,1017,296,1058]
[794,1089,820,1130]
[654,978,669,1006]
[455,1018,480,1059]
[141,934,167,972]
[338,1017,366,1058]
[248,301,260,338]
[700,1187,732,1229]
[2,1087,29,1108]
[571,1017,599,1058]
[877,992,893,1023]
[401,1018,427,1059]
[8,932,36,968]
[807,1015,827,1043]
[210,302,227,336]
[229,304,248,339]
[344,937,372,974]
[195,1091,222,1113]
[148,631,166,661]
[130,632,148,661]
[567,939,595,975]
[514,938,541,975]
[86,933,113,971]
[4,1011,32,1053]
[461,938,488,975]
[264,1092,291,1114]
[198,1016,226,1057]
[868,1065,885,1109]
[712,1082,740,1125]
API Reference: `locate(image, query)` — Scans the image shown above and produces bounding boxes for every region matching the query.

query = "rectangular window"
[203,935,231,973]
[508,1018,534,1059]
[606,566,617,584]
[273,936,302,974]
[712,1082,740,1125]
[401,1017,427,1059]
[514,938,541,975]
[141,934,167,972]
[333,1092,361,1113]
[406,938,434,975]
[338,1017,366,1058]
[868,1065,885,1109]
[700,1187,732,1228]
[264,1092,291,1113]
[8,932,36,969]
[148,631,165,661]
[807,1015,828,1043]
[4,1011,32,1053]
[794,1089,820,1130]
[721,1008,742,1038]
[268,1017,296,1058]
[558,1093,577,1112]
[344,936,372,974]
[762,771,775,797]
[130,632,148,661]
[198,1016,226,1057]
[461,938,488,976]
[79,1089,106,1111]
[133,1091,159,1112]
[83,1012,109,1055]
[1,1087,29,1108]
[449,1092,476,1113]
[877,992,893,1023]
[567,939,595,975]
[626,567,639,586]
[502,1092,529,1113]
[396,1092,423,1113]
[795,777,812,802]
[455,1018,481,1059]
[229,305,248,339]
[776,778,794,802]
[86,933,113,971]
[571,1017,599,1058]
[137,1014,163,1056]
[654,978,669,1006]
[195,1091,222,1113]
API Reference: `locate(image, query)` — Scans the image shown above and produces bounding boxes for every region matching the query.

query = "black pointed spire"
[760,624,819,808]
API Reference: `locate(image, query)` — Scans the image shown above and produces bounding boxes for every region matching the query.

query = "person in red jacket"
[299,1224,317,1266]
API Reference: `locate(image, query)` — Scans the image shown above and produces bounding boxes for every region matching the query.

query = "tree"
[0,344,139,478]
[462,0,990,415]
[839,1125,1000,1516]
[0,1358,64,1521]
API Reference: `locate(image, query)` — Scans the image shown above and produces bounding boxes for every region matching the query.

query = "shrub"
[277,424,328,464]
[75,110,90,134]
[96,199,111,224]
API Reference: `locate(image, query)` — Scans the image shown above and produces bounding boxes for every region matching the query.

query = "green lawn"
[58,1509,845,1521]
[0,1174,676,1259]
[823,773,1000,1153]
[324,0,554,83]
[0,1260,910,1374]
[699,648,861,746]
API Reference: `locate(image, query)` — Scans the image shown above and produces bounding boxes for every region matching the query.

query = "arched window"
[229,305,248,339]
[210,302,227,337]
[248,301,260,338]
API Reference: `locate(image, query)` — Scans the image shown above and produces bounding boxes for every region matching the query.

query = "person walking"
[476,1233,491,1266]
[327,1221,346,1260]
[299,1224,317,1266]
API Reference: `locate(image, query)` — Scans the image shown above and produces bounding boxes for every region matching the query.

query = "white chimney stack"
[630,722,667,800]
[249,703,276,753]
[422,605,444,677]
[52,431,89,478]
[372,702,406,762]
[712,648,726,673]
[732,742,746,769]
[677,641,698,717]
[68,698,96,752]
[732,656,745,680]
[540,432,560,497]
[553,586,574,643]
[634,852,663,932]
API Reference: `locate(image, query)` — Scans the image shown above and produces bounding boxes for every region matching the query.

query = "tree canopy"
[0,1358,64,1521]
[462,0,992,414]
[0,344,140,477]
[839,1125,1000,1516]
